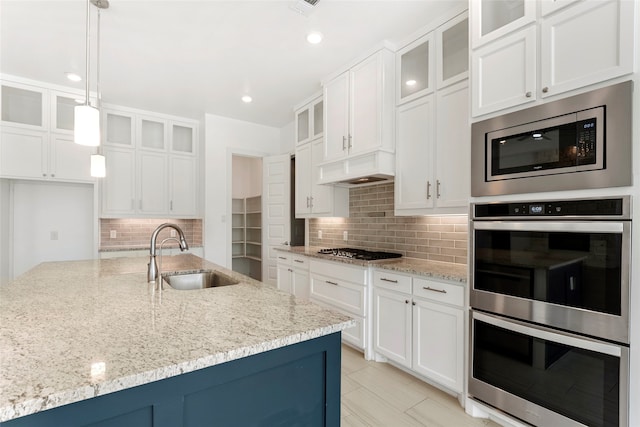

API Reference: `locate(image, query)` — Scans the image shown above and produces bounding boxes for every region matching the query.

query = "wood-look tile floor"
[341,345,501,427]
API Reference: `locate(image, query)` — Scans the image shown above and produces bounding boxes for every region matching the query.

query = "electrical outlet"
[170,229,176,237]
[343,231,348,241]
[50,231,58,241]
[110,230,117,239]
[318,230,322,239]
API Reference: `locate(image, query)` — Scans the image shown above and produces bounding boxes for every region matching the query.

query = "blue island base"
[3,332,342,427]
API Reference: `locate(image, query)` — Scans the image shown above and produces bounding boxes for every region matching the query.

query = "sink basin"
[162,270,240,290]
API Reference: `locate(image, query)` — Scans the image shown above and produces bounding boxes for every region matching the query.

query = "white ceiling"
[1,0,464,128]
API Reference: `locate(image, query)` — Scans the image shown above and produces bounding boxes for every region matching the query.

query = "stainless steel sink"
[162,270,239,290]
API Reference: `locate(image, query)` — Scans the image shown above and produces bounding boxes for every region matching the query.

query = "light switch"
[343,231,348,241]
[110,230,117,239]
[50,231,58,241]
[318,230,322,239]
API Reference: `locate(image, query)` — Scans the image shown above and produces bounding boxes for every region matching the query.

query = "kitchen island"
[0,254,353,426]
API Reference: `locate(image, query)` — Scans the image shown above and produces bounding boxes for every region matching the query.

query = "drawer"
[373,270,412,294]
[276,253,291,265]
[310,259,367,285]
[413,277,464,308]
[291,254,309,270]
[310,273,366,316]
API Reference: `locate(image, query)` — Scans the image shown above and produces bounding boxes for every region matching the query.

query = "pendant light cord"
[84,0,91,106]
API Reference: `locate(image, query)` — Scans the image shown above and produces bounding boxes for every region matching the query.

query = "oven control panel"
[474,197,627,219]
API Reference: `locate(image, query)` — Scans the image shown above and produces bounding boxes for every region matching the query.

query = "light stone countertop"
[277,246,468,283]
[0,254,353,423]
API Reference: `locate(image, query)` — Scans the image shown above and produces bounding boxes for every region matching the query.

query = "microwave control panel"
[474,197,627,219]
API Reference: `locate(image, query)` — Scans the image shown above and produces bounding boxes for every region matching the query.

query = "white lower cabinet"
[373,269,464,394]
[276,253,310,300]
[309,258,368,351]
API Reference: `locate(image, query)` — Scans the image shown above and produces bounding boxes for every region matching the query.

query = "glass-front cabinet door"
[312,99,323,139]
[104,109,134,147]
[436,12,469,89]
[52,92,81,134]
[397,33,434,105]
[1,82,47,129]
[470,0,535,48]
[170,122,196,155]
[139,116,166,151]
[296,107,310,145]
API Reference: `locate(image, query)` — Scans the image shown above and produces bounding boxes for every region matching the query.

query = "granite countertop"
[277,245,467,283]
[0,254,353,423]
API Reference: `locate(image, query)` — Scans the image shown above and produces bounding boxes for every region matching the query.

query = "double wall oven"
[469,197,631,427]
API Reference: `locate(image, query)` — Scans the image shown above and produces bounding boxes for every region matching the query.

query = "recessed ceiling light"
[66,72,82,82]
[405,79,417,87]
[307,31,323,44]
[242,95,252,103]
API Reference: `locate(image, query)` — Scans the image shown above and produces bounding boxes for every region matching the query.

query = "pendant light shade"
[90,153,106,177]
[75,104,100,146]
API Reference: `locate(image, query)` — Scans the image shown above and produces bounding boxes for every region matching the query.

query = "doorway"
[231,155,262,281]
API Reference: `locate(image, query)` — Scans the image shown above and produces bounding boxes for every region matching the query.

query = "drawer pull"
[278,256,287,260]
[294,259,304,264]
[380,278,398,284]
[326,280,338,286]
[423,286,447,294]
[405,299,410,304]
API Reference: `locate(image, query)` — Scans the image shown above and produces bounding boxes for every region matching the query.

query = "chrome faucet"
[148,223,189,283]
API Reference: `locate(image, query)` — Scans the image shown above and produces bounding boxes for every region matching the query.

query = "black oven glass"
[474,230,622,315]
[491,118,597,176]
[473,319,620,427]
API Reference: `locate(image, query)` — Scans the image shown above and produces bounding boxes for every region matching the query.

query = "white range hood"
[317,149,395,186]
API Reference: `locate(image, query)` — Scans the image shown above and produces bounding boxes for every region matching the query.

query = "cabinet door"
[311,99,323,139]
[471,26,537,117]
[540,0,634,98]
[295,107,310,145]
[0,127,47,179]
[350,52,382,155]
[412,298,464,393]
[323,72,349,161]
[1,82,47,129]
[138,116,166,151]
[373,288,412,368]
[170,121,196,155]
[104,110,134,147]
[294,142,312,216]
[397,33,435,104]
[292,268,310,300]
[169,155,197,217]
[138,151,167,215]
[434,81,469,210]
[51,134,94,182]
[277,264,292,294]
[309,139,332,215]
[102,147,136,215]
[470,0,535,48]
[52,92,80,134]
[394,95,434,213]
[436,12,469,89]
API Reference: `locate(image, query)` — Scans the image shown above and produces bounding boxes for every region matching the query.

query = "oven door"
[469,310,629,427]
[471,220,630,343]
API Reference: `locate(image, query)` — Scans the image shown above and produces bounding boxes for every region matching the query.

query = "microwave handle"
[472,310,622,357]
[472,221,624,234]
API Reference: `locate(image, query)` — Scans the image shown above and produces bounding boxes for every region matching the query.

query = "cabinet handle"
[423,286,447,294]
[42,173,47,177]
[294,259,304,264]
[412,301,416,306]
[525,91,532,98]
[380,278,398,284]
[426,181,432,199]
[436,180,441,198]
[51,173,55,178]
[342,136,347,151]
[348,134,352,150]
[542,87,549,93]
[306,196,310,208]
[405,299,410,304]
[310,196,314,209]
[326,280,338,286]
[278,256,287,260]
[170,200,173,211]
[288,268,293,272]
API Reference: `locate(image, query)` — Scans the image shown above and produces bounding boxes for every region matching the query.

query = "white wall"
[232,156,263,198]
[204,114,281,266]
[280,120,295,155]
[11,180,94,277]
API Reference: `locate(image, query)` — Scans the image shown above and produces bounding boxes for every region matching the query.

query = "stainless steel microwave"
[471,81,633,196]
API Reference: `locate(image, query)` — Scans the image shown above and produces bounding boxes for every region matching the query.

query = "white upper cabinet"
[470,0,635,118]
[0,80,93,183]
[470,0,536,48]
[540,0,635,98]
[138,116,166,151]
[323,48,395,162]
[170,121,197,155]
[104,109,135,147]
[397,33,434,104]
[471,26,537,117]
[294,95,323,146]
[436,11,469,89]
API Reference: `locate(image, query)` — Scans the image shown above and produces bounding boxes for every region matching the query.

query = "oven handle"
[472,221,624,233]
[472,310,622,357]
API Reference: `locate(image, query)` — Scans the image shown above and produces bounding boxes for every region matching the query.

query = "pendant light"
[75,0,108,147]
[90,1,108,177]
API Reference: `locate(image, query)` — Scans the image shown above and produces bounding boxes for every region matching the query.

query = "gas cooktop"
[317,248,402,261]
